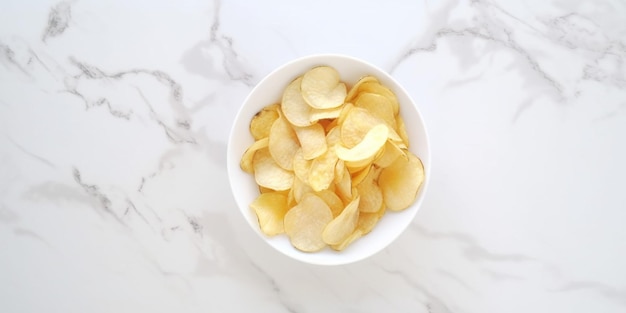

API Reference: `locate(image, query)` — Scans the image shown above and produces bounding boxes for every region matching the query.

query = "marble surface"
[1,0,625,312]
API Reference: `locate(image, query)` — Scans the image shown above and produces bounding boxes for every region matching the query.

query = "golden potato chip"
[349,164,371,185]
[294,123,327,160]
[250,103,279,140]
[292,176,313,203]
[269,115,300,170]
[346,75,379,102]
[335,168,352,205]
[316,189,344,217]
[357,205,385,235]
[396,115,410,148]
[250,192,289,236]
[281,77,314,127]
[333,160,345,184]
[358,81,399,116]
[308,147,338,192]
[310,105,343,122]
[259,186,274,194]
[330,229,363,251]
[355,93,395,128]
[284,193,333,252]
[374,140,406,168]
[356,168,383,213]
[379,151,425,211]
[287,188,296,208]
[240,137,269,173]
[292,149,312,183]
[335,102,354,127]
[301,66,347,109]
[340,107,384,148]
[253,148,294,191]
[336,124,388,162]
[322,195,360,245]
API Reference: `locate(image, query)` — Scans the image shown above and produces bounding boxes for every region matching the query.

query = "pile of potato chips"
[240,66,424,252]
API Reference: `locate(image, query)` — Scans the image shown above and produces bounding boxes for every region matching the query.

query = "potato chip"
[349,164,370,184]
[310,105,343,122]
[308,147,338,192]
[335,168,352,205]
[379,151,425,211]
[330,229,363,251]
[250,192,289,236]
[301,66,347,109]
[292,176,314,203]
[396,115,410,148]
[354,92,395,128]
[281,77,314,127]
[340,107,385,148]
[358,81,399,116]
[356,167,383,213]
[250,103,280,140]
[357,205,385,235]
[292,149,312,183]
[335,102,354,128]
[346,75,378,102]
[294,123,327,160]
[336,124,388,162]
[374,140,406,168]
[240,137,269,173]
[322,195,360,245]
[316,189,344,217]
[284,193,333,252]
[253,148,294,191]
[269,115,300,170]
[333,160,345,184]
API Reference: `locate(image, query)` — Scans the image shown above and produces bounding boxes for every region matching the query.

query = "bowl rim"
[227,53,430,265]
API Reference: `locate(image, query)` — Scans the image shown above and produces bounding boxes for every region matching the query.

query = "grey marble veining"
[1,0,625,312]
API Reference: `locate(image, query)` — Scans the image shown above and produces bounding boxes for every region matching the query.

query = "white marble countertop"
[1,0,625,312]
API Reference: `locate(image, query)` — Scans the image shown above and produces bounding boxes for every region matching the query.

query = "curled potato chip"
[357,205,385,235]
[322,196,360,245]
[350,164,371,186]
[301,66,347,109]
[330,229,363,251]
[374,140,406,168]
[355,93,395,128]
[269,115,300,170]
[346,75,379,102]
[240,137,269,173]
[340,107,385,148]
[250,192,289,236]
[250,103,280,140]
[335,168,352,205]
[336,124,388,162]
[253,148,294,191]
[294,123,327,160]
[358,81,399,116]
[284,193,333,252]
[379,151,425,211]
[310,106,343,122]
[396,115,410,148]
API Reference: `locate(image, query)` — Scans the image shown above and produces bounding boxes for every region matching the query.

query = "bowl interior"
[227,54,430,265]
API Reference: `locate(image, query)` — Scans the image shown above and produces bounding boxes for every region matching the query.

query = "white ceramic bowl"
[227,54,430,265]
